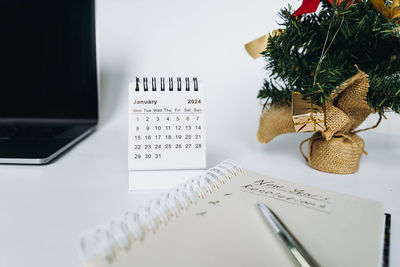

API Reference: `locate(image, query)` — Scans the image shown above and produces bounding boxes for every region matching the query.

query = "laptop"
[0,0,98,164]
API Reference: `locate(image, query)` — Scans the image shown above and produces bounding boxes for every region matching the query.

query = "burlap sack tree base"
[257,69,381,174]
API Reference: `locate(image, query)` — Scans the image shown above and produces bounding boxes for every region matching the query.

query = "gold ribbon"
[244,29,284,59]
[292,92,326,132]
[371,0,400,20]
[294,117,325,129]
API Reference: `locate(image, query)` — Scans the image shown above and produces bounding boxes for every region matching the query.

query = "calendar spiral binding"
[80,160,242,264]
[135,76,199,91]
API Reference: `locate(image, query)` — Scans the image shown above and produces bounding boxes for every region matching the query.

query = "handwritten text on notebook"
[240,179,332,214]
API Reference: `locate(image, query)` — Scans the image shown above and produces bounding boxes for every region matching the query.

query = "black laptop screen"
[0,0,98,122]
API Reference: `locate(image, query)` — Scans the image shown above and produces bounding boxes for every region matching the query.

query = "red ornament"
[292,0,360,17]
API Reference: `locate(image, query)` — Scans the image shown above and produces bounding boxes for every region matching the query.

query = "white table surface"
[1,1,399,266]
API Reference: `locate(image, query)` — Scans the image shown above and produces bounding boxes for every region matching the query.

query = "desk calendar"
[128,77,206,170]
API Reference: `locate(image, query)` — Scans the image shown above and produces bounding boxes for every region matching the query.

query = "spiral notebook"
[81,161,386,267]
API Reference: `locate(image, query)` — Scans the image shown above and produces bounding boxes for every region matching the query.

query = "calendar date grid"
[131,112,204,161]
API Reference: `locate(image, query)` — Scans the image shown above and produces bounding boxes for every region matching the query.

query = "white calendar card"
[128,77,206,171]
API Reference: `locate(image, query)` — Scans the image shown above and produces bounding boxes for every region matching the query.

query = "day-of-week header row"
[132,108,202,113]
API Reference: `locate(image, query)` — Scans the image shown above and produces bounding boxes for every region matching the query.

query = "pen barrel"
[257,202,321,267]
[276,229,320,267]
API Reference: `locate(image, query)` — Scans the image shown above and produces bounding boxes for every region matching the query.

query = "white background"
[0,0,399,266]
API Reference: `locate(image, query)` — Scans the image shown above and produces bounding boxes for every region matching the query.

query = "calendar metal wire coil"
[80,160,242,263]
[135,77,199,91]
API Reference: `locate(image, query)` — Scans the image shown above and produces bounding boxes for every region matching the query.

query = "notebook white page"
[83,167,384,267]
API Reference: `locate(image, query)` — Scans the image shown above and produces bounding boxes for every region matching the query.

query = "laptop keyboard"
[0,125,69,140]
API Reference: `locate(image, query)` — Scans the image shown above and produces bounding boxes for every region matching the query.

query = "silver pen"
[257,202,320,267]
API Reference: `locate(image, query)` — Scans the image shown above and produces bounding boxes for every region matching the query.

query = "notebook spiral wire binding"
[80,160,242,263]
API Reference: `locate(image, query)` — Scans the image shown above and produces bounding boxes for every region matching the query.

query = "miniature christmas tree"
[252,0,400,174]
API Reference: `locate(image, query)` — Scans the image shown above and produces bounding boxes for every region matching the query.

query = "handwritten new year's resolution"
[240,179,332,214]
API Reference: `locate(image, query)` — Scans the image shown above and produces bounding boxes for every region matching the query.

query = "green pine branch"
[258,0,400,113]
